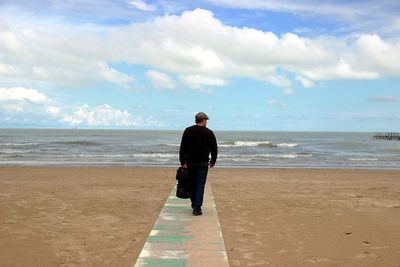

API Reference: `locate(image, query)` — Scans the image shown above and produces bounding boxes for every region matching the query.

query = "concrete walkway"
[134,182,230,267]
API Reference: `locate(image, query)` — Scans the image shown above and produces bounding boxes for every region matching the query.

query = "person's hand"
[181,164,187,169]
[209,162,215,168]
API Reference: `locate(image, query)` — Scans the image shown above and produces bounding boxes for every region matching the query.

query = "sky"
[0,0,399,131]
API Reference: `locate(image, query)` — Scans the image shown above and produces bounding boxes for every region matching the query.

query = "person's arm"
[209,131,218,168]
[179,129,188,167]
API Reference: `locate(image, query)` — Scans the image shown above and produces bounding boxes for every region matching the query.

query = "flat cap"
[195,112,209,123]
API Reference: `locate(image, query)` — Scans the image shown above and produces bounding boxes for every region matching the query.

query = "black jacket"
[179,125,218,165]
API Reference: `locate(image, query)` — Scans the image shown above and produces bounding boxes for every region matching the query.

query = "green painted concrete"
[147,235,193,244]
[152,224,184,230]
[135,259,187,267]
[133,183,230,267]
[163,205,192,212]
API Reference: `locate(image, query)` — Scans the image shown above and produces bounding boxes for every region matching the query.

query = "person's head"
[195,112,209,126]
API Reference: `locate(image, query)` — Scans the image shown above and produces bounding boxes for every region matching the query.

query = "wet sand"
[1,167,400,266]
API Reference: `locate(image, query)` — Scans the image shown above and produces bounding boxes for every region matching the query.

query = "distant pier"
[372,132,400,141]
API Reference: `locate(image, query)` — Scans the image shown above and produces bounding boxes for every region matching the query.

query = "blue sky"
[0,0,399,131]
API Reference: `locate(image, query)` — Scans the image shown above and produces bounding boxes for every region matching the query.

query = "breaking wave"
[220,141,298,148]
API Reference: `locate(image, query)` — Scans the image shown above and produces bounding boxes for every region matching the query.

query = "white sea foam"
[104,153,176,159]
[77,154,126,158]
[220,141,273,147]
[259,153,313,159]
[276,143,298,148]
[347,158,379,161]
[1,149,28,154]
[167,141,298,148]
[165,143,180,147]
[264,154,298,159]
[132,153,176,158]
[230,158,252,162]
[53,153,177,159]
[2,142,41,147]
[219,153,312,159]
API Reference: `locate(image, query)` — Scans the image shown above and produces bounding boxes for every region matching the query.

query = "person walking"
[179,112,218,216]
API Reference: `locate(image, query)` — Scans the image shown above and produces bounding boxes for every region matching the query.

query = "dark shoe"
[192,210,202,216]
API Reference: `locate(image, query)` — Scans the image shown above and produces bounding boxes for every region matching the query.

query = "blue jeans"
[188,164,208,211]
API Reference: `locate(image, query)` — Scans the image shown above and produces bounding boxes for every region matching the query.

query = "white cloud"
[129,0,157,12]
[355,34,400,75]
[295,75,315,88]
[145,70,176,90]
[0,87,162,128]
[179,74,227,89]
[0,63,20,75]
[0,87,51,119]
[0,17,8,32]
[85,10,399,83]
[267,75,291,88]
[0,87,47,102]
[1,8,400,93]
[60,104,162,127]
[46,106,61,116]
[299,58,380,81]
[97,62,135,87]
[266,75,293,95]
[0,25,135,88]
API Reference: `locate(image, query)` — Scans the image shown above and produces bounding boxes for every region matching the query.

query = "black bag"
[176,167,190,199]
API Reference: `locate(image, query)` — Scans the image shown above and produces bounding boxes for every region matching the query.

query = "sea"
[1,129,399,169]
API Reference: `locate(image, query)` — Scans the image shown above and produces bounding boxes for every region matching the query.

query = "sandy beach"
[212,168,400,267]
[1,167,400,267]
[0,167,173,267]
